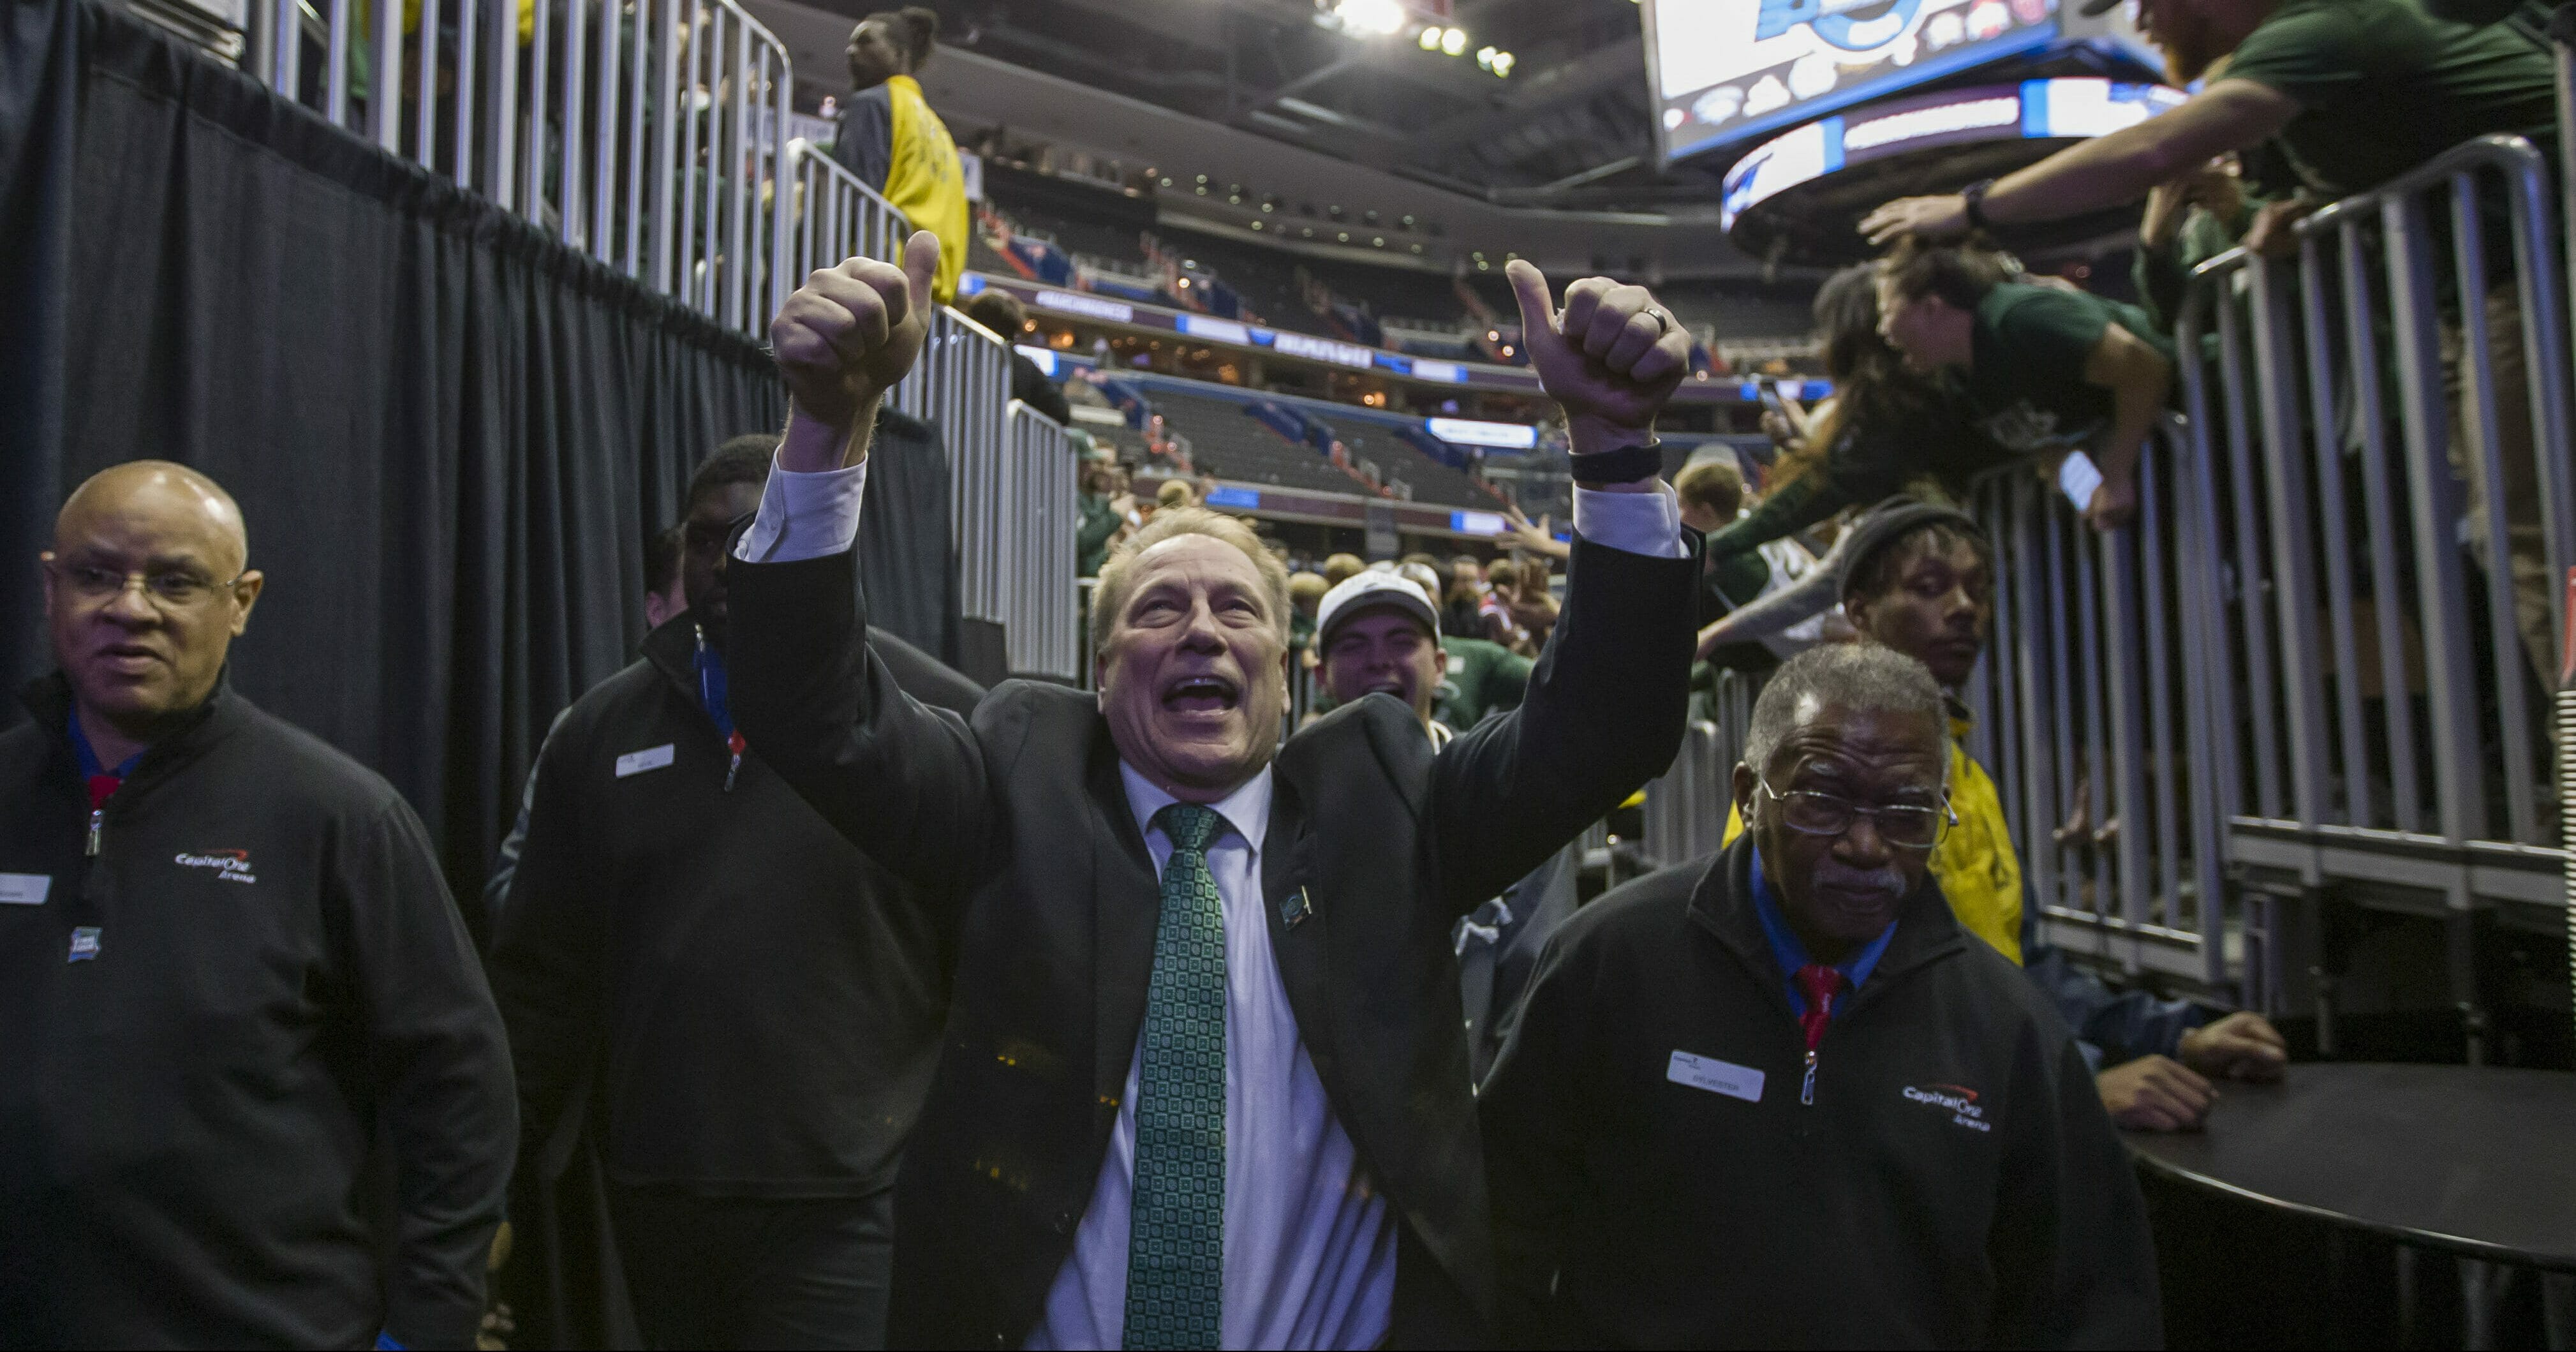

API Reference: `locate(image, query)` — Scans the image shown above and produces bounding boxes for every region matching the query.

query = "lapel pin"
[1279,887,1312,928]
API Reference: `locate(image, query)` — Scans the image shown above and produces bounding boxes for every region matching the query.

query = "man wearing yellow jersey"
[1725,499,2288,1129]
[831,7,969,303]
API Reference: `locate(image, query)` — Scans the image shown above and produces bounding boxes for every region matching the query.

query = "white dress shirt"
[737,446,1686,1349]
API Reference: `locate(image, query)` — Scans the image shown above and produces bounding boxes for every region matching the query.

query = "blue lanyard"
[694,628,746,791]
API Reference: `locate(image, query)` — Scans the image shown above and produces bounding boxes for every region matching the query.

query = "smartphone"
[2059,450,2105,513]
[1758,384,1790,420]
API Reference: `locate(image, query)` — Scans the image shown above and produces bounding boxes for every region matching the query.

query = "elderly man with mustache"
[1481,643,2161,1349]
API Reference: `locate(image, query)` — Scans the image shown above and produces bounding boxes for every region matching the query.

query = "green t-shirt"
[1965,284,2175,457]
[2222,0,2556,201]
[1307,634,1532,731]
[1077,494,1123,579]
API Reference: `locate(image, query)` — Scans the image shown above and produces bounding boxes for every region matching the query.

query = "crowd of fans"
[1,0,2568,1345]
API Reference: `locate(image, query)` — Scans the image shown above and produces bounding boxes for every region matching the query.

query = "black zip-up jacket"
[487,616,961,1197]
[0,674,515,1350]
[1481,840,2161,1349]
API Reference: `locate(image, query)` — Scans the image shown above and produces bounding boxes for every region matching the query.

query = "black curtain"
[4,0,787,930]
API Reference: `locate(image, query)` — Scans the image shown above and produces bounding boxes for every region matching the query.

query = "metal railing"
[1636,670,1760,871]
[1965,435,2240,994]
[246,0,792,337]
[2177,135,2573,929]
[985,404,1080,680]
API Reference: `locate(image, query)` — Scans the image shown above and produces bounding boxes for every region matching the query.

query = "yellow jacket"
[882,75,968,303]
[1720,712,2023,964]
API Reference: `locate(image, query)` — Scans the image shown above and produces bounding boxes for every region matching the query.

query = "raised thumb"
[902,230,941,315]
[1504,259,1558,360]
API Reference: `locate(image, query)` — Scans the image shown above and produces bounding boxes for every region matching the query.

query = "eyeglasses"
[47,560,248,611]
[1758,774,1955,851]
[682,511,758,558]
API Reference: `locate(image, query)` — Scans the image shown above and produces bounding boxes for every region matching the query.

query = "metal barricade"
[780,138,910,288]
[241,0,792,338]
[1636,669,1760,870]
[996,403,1081,681]
[2177,135,2573,924]
[1966,431,2238,995]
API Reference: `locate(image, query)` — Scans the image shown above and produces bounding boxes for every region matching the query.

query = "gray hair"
[1740,643,1947,776]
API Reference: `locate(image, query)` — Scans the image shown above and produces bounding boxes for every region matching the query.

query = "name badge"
[616,744,676,778]
[0,873,50,906]
[1668,1050,1764,1103]
[68,927,101,963]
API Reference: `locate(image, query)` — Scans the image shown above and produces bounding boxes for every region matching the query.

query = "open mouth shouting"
[1161,672,1243,718]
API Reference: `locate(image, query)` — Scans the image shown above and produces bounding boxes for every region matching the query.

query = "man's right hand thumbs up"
[773,230,941,472]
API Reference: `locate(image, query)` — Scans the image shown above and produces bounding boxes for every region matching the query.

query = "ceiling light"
[1491,50,1514,77]
[1417,26,1440,49]
[1332,0,1405,36]
[1440,27,1467,56]
[1476,45,1494,69]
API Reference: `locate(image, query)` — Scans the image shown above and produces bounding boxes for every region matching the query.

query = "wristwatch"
[1568,438,1662,487]
[1960,179,1996,232]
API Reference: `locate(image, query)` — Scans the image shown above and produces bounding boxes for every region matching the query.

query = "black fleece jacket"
[1481,840,2161,1349]
[0,675,514,1350]
[487,616,962,1198]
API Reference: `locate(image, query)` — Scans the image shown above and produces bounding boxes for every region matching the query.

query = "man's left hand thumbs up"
[1506,260,1691,456]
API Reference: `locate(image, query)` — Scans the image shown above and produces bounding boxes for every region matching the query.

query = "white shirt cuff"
[736,454,870,563]
[1570,482,1689,559]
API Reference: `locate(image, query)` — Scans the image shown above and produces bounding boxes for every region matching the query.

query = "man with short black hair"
[1835,502,2290,1131]
[1,462,514,1349]
[489,438,981,1350]
[1484,643,2162,1348]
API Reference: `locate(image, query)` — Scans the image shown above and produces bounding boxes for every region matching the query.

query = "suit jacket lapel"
[1089,729,1162,1115]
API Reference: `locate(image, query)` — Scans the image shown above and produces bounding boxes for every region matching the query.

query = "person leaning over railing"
[1862,0,2563,677]
[1696,265,2011,571]
[1875,241,2177,532]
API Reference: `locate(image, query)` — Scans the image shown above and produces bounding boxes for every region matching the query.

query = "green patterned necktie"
[1123,802,1228,1351]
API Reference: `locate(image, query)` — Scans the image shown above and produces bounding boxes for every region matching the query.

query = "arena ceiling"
[817,0,1698,210]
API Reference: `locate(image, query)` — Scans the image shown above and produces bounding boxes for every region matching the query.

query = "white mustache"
[1814,861,1907,900]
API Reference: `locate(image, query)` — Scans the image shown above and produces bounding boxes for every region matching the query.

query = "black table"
[2124,1062,2576,1273]
[2122,1060,2576,1339]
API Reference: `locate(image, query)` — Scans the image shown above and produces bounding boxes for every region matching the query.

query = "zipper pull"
[723,752,742,793]
[1801,1048,1817,1107]
[87,808,103,857]
[723,731,746,793]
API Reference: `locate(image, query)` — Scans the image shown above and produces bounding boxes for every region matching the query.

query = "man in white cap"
[1312,571,1453,745]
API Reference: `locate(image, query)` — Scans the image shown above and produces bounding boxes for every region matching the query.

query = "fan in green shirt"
[1862,0,2555,252]
[1876,242,2176,531]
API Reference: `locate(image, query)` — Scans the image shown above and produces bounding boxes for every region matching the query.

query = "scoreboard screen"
[1645,0,2062,165]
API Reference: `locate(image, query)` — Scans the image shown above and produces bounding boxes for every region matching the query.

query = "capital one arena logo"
[175,849,258,885]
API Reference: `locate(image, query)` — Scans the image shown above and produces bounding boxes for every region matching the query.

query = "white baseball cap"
[1315,570,1441,651]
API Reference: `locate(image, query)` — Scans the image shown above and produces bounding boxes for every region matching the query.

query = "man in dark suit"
[726,232,1698,1349]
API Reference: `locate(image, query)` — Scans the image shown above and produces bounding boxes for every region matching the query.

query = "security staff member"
[487,439,981,1349]
[1484,644,2161,1348]
[0,462,514,1349]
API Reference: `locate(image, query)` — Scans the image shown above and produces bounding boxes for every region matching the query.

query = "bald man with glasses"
[1481,643,2160,1349]
[0,461,514,1349]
